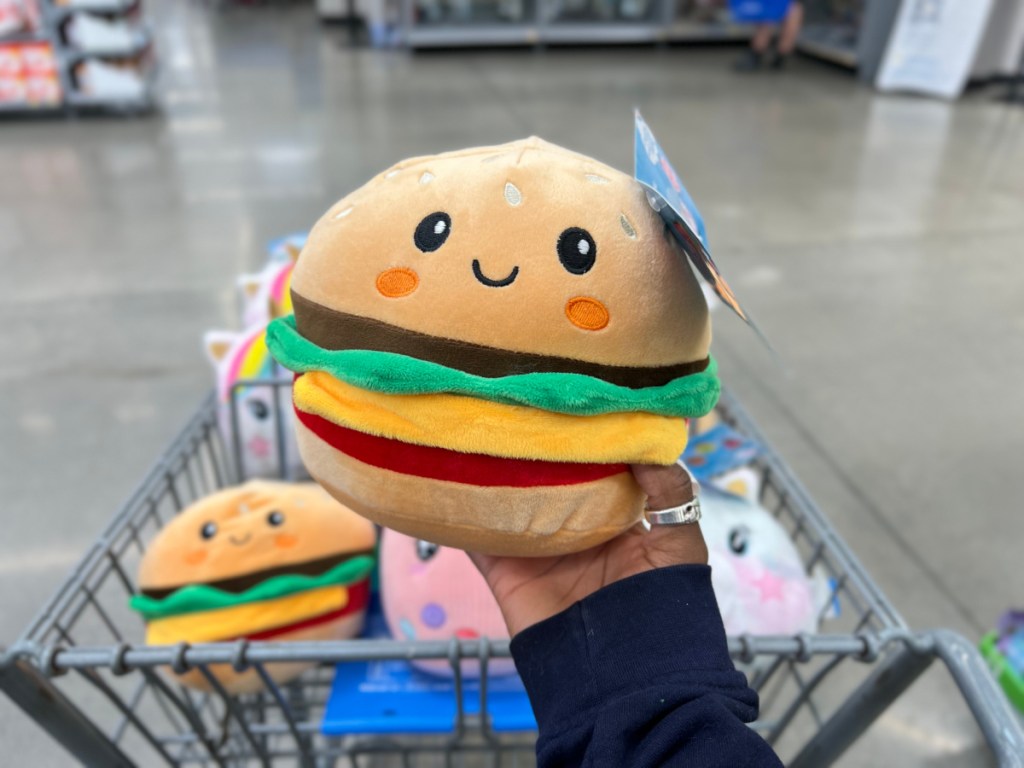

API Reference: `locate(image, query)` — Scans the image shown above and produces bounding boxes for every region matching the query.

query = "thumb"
[631,462,695,511]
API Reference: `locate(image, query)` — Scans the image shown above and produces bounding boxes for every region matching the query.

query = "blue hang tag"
[633,110,771,348]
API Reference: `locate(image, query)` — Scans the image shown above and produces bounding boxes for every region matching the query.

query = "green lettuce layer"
[130,555,375,621]
[266,316,719,418]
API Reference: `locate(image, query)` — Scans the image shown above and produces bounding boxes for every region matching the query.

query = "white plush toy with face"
[204,326,304,481]
[701,487,820,636]
[236,248,299,330]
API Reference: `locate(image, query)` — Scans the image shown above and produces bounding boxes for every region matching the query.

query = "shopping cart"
[2,379,1022,767]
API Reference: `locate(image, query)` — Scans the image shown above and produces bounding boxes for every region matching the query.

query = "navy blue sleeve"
[510,565,783,768]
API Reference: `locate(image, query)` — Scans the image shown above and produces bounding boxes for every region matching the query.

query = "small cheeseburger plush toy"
[130,481,376,693]
[267,138,719,557]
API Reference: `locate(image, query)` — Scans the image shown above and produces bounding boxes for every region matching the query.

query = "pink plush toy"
[380,528,514,677]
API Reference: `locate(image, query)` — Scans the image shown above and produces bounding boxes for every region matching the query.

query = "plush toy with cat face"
[237,247,299,329]
[701,488,820,636]
[204,326,303,481]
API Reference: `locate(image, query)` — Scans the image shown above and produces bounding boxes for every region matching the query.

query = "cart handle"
[791,630,1024,768]
[7,629,1023,766]
[926,630,1024,766]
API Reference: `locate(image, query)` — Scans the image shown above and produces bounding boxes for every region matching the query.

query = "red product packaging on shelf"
[0,0,41,35]
[20,41,57,76]
[0,42,61,106]
[25,72,61,104]
[0,74,27,105]
[0,43,24,104]
[0,43,23,78]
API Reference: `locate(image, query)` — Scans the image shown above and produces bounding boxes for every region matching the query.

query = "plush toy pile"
[266,138,720,557]
[204,235,307,480]
[130,481,376,693]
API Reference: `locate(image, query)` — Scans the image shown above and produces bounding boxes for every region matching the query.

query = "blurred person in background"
[734,1,805,71]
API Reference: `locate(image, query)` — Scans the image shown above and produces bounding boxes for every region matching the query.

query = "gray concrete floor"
[2,2,1023,765]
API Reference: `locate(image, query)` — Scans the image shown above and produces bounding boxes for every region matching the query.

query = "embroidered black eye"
[416,540,440,561]
[728,526,750,555]
[247,399,270,420]
[414,212,451,253]
[200,522,218,540]
[267,511,285,527]
[557,227,596,275]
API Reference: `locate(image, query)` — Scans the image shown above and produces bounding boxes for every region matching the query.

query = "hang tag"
[633,110,770,348]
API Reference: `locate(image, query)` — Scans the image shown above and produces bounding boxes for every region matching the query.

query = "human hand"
[468,463,708,636]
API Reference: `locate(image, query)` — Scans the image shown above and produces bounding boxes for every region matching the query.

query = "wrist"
[510,565,738,731]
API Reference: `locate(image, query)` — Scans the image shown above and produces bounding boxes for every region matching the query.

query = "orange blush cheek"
[376,268,419,298]
[183,550,207,566]
[275,533,299,549]
[565,297,610,331]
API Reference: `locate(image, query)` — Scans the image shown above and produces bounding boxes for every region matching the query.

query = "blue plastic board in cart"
[322,596,536,735]
[322,660,536,735]
[729,0,791,23]
[682,424,761,481]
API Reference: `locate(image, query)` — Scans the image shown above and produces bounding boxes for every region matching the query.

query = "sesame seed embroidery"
[504,182,523,207]
[620,213,637,239]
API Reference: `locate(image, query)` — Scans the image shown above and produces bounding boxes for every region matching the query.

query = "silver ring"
[644,497,702,527]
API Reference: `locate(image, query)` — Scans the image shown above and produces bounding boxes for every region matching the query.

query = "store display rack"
[399,0,908,76]
[795,0,898,81]
[0,0,155,116]
[401,0,755,49]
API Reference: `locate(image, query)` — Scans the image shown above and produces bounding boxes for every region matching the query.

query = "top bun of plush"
[290,137,710,378]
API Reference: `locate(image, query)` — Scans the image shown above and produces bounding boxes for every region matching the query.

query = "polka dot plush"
[379,528,515,678]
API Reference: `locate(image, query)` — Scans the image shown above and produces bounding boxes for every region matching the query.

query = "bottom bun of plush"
[296,419,645,556]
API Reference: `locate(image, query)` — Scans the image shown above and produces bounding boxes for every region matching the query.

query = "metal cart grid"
[1,380,1021,767]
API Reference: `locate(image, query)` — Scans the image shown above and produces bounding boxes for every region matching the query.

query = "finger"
[630,462,694,511]
[466,550,497,578]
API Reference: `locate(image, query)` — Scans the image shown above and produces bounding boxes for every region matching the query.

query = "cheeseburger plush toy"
[130,481,376,693]
[267,138,719,556]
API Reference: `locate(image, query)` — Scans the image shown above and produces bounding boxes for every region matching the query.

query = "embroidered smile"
[472,259,519,287]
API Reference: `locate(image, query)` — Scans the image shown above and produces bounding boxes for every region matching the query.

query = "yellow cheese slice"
[145,585,347,645]
[294,371,688,465]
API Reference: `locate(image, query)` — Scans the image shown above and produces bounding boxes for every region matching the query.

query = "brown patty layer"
[292,291,709,389]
